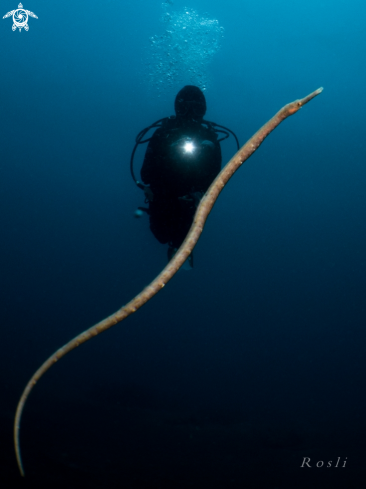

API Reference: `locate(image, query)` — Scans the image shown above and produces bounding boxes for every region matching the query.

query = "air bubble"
[144,5,224,95]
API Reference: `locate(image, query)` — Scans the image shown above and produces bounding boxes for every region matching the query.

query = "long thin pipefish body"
[14,88,323,476]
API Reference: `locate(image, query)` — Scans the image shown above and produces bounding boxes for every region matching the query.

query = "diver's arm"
[213,139,223,172]
[201,140,222,192]
[140,148,154,202]
[140,131,163,201]
[140,141,154,185]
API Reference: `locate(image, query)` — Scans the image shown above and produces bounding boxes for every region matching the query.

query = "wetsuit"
[141,116,222,249]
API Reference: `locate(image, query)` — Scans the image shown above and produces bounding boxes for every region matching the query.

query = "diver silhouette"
[131,85,239,267]
[14,88,323,477]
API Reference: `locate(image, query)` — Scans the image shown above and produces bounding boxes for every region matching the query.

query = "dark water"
[1,0,365,488]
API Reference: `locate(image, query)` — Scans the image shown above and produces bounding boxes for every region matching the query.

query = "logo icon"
[3,3,38,31]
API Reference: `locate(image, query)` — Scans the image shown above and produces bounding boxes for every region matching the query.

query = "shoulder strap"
[202,120,240,150]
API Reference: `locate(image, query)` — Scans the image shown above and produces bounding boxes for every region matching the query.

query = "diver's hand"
[178,191,203,208]
[191,191,204,206]
[201,140,215,150]
[144,186,154,203]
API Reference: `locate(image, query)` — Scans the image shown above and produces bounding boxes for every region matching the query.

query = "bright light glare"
[183,141,195,153]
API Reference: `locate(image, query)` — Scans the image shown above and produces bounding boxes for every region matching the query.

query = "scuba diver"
[130,85,239,268]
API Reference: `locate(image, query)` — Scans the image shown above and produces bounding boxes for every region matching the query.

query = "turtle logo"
[3,3,38,32]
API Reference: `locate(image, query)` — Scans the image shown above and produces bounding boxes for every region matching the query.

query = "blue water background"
[0,0,365,487]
